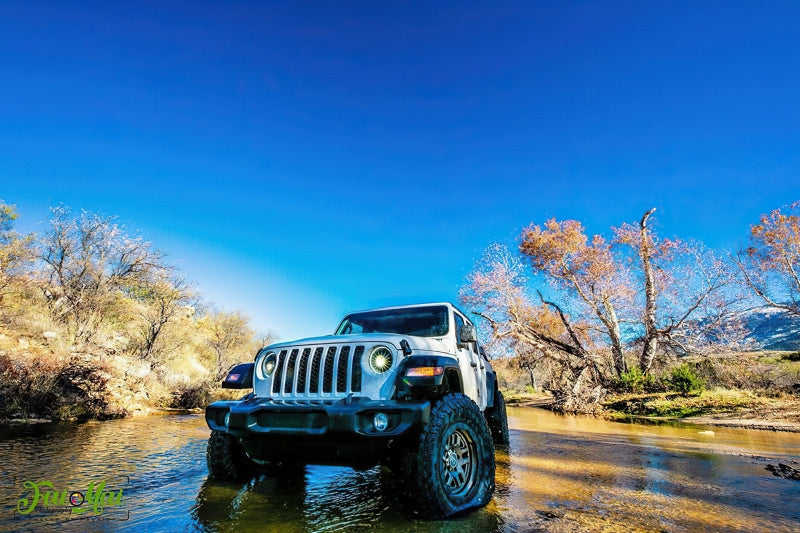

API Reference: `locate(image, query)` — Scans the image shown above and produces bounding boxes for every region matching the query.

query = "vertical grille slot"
[297,348,311,394]
[309,347,323,394]
[351,346,363,393]
[323,347,336,394]
[284,349,299,394]
[272,350,287,394]
[336,346,350,393]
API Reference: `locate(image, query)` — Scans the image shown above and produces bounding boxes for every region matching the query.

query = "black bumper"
[205,396,430,466]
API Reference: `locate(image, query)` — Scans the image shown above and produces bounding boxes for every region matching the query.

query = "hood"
[265,333,453,356]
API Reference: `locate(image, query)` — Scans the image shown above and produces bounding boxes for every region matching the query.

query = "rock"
[766,463,800,481]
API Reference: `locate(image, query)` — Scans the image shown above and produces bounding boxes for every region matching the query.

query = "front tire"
[406,393,495,519]
[206,430,257,481]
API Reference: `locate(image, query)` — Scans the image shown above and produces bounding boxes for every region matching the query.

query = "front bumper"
[205,396,430,466]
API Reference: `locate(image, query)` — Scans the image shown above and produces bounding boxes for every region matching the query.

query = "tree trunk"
[527,367,537,391]
[638,208,659,374]
[603,299,627,376]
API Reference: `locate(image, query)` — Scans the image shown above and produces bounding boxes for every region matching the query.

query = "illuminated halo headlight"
[261,352,277,378]
[368,346,394,374]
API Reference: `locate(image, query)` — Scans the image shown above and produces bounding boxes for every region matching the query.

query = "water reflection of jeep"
[205,302,508,519]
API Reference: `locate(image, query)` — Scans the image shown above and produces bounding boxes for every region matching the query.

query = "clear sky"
[2,2,800,340]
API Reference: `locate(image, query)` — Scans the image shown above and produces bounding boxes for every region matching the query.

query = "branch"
[536,290,587,356]
[660,283,717,335]
[640,207,656,229]
[780,248,800,295]
[516,320,588,359]
[734,250,787,309]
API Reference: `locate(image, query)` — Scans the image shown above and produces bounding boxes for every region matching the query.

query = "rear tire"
[403,393,495,519]
[206,430,257,481]
[485,388,510,445]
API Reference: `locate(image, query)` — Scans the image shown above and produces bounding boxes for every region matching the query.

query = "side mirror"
[459,324,477,343]
[222,362,254,389]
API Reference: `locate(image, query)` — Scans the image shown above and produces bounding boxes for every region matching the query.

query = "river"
[1,407,798,532]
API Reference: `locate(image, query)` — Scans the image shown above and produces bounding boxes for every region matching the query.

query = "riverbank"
[506,389,800,433]
[5,385,799,433]
[0,406,206,425]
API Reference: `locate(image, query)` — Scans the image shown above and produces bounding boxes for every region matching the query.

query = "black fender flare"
[485,371,498,409]
[394,355,463,398]
[221,362,255,389]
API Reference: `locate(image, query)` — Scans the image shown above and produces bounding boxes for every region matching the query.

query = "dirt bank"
[681,396,800,432]
[507,390,800,433]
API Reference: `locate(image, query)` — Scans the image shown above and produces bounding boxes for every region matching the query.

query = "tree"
[460,244,606,412]
[0,201,35,304]
[614,210,739,373]
[737,201,800,316]
[39,206,167,342]
[204,310,261,380]
[466,209,740,395]
[130,271,193,364]
[519,218,631,376]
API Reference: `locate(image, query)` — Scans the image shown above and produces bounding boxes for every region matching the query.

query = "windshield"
[335,305,449,337]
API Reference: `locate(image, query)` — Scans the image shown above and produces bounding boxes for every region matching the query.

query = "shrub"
[615,367,657,394]
[667,364,705,396]
[783,352,800,362]
[170,383,214,409]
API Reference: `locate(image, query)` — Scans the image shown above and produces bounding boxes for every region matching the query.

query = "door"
[454,311,486,410]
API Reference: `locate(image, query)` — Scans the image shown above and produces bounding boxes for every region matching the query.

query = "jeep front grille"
[270,345,364,398]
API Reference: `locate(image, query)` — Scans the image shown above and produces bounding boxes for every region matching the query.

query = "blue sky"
[2,2,800,340]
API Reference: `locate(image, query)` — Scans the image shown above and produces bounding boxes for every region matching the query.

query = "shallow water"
[0,408,798,532]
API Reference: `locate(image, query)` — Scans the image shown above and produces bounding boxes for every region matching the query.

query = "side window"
[454,313,465,342]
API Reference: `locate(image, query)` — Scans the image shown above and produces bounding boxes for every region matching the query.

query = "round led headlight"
[261,352,277,378]
[368,346,393,374]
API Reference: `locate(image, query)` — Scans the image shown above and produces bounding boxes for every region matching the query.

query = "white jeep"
[205,302,508,518]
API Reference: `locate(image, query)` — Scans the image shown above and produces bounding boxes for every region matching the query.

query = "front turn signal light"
[405,366,444,377]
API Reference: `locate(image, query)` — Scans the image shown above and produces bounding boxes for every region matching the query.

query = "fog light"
[373,412,389,432]
[224,411,230,427]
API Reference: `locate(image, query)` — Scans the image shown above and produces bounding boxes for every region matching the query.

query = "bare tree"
[614,209,740,373]
[460,244,606,411]
[132,271,193,363]
[255,330,279,350]
[736,201,800,316]
[39,206,166,342]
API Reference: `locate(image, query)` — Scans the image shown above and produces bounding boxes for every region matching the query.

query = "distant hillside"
[740,306,800,351]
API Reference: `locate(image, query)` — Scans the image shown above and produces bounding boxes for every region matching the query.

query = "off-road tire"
[404,393,495,519]
[206,430,257,481]
[485,388,510,445]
